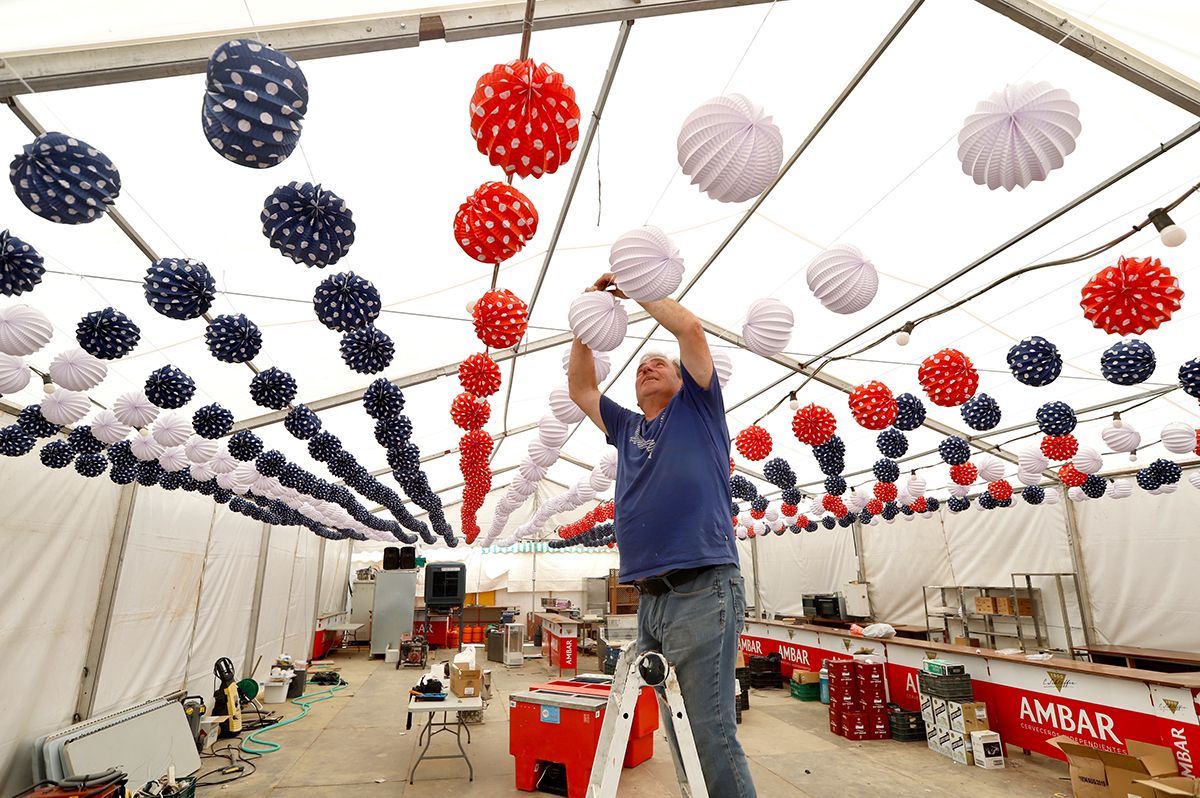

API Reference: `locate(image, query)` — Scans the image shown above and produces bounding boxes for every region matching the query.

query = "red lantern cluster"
[735,425,773,461]
[750,507,766,520]
[849,381,897,430]
[873,482,898,502]
[796,515,810,529]
[780,503,798,517]
[987,480,1013,501]
[918,348,979,407]
[866,498,884,515]
[791,404,837,446]
[459,430,495,543]
[559,500,615,540]
[910,496,927,514]
[469,59,581,179]
[1080,256,1183,336]
[451,392,491,431]
[472,288,529,349]
[458,352,502,397]
[823,495,848,518]
[455,182,539,265]
[950,462,978,486]
[1058,463,1087,488]
[1041,434,1079,462]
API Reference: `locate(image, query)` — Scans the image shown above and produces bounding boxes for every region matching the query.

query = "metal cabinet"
[370,570,417,657]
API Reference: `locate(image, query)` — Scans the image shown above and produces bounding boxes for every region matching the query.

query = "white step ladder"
[586,649,708,798]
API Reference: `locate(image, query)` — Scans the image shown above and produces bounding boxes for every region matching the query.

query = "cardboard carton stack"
[790,669,821,701]
[450,647,483,698]
[1051,736,1187,798]
[827,658,890,741]
[918,658,1001,768]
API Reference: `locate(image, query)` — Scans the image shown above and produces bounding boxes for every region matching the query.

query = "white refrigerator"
[370,570,418,656]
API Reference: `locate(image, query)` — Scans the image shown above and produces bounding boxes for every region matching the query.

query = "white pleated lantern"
[677,94,783,203]
[131,432,163,461]
[510,474,538,498]
[742,298,793,357]
[252,470,275,497]
[957,82,1081,191]
[575,482,597,503]
[151,413,193,447]
[947,483,969,498]
[589,471,612,493]
[805,245,879,315]
[158,446,190,472]
[1189,471,1200,490]
[89,409,129,444]
[906,474,927,498]
[1101,422,1141,454]
[711,348,733,389]
[48,348,108,391]
[735,526,748,540]
[0,304,53,356]
[185,434,218,464]
[560,349,611,383]
[538,415,569,449]
[0,352,31,394]
[976,454,1005,483]
[896,490,913,508]
[846,492,866,514]
[113,391,159,428]
[528,439,559,469]
[1107,479,1132,499]
[190,461,215,482]
[228,463,255,494]
[600,451,617,479]
[1154,482,1179,496]
[609,226,684,301]
[568,292,628,352]
[1042,487,1060,505]
[1019,446,1049,475]
[1161,422,1197,455]
[1017,468,1043,487]
[518,459,548,483]
[549,386,586,425]
[209,446,238,475]
[1068,486,1088,502]
[41,388,91,425]
[1073,446,1103,475]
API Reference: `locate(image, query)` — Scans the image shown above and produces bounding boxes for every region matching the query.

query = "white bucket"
[262,677,292,704]
[384,648,400,664]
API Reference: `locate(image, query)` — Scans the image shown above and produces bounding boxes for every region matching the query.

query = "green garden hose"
[240,683,347,755]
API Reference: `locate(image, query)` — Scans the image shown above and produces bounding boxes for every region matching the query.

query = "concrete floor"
[202,647,1073,797]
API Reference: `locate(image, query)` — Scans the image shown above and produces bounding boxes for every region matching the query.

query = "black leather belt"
[633,565,716,596]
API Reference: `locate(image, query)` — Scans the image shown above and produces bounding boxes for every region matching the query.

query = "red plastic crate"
[828,708,842,735]
[842,711,869,741]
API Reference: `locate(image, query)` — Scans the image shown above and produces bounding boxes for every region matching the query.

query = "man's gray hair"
[638,351,682,375]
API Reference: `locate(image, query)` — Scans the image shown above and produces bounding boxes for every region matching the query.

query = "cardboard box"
[971,731,1005,769]
[919,693,935,726]
[1049,736,1179,798]
[792,670,821,684]
[948,701,989,734]
[936,730,955,756]
[946,731,976,766]
[450,662,483,698]
[930,696,950,730]
[828,708,842,736]
[1131,777,1200,797]
[975,596,998,614]
[994,596,1035,616]
[954,636,983,647]
[926,724,940,753]
[736,651,746,668]
[921,658,966,677]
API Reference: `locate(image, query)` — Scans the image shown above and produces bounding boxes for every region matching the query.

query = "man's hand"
[587,272,629,300]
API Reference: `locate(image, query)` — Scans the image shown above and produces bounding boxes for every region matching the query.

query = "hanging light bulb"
[1149,208,1187,247]
[896,322,914,347]
[1112,412,1123,429]
[1129,448,1138,463]
[788,392,799,411]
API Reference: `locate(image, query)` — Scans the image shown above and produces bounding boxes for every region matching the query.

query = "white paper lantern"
[1107,479,1132,499]
[808,497,825,516]
[805,244,879,314]
[575,482,597,503]
[677,94,783,203]
[528,439,559,469]
[1019,446,1049,475]
[599,451,617,479]
[538,415,569,449]
[209,446,238,475]
[1073,446,1103,475]
[151,413,193,447]
[131,432,163,461]
[190,461,215,482]
[48,348,107,392]
[1101,422,1140,454]
[752,519,769,537]
[1017,468,1043,487]
[1161,422,1197,455]
[742,298,793,357]
[906,474,927,498]
[0,304,53,356]
[0,352,31,394]
[896,490,913,507]
[711,348,732,389]
[158,446,189,472]
[609,226,684,302]
[518,459,548,483]
[1189,471,1200,491]
[976,454,1005,483]
[113,391,159,428]
[735,526,748,540]
[845,492,866,514]
[1042,487,1060,505]
[185,434,218,464]
[41,388,91,425]
[947,483,969,498]
[957,82,1081,191]
[227,463,255,494]
[589,470,612,493]
[213,470,235,492]
[568,292,628,353]
[549,386,586,425]
[252,470,275,496]
[903,512,915,522]
[561,349,611,383]
[1153,482,1179,496]
[1068,486,1088,502]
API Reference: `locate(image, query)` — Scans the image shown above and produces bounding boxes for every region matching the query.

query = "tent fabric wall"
[861,515,955,626]
[317,540,351,616]
[282,534,323,659]
[251,525,301,674]
[0,455,124,797]
[747,529,859,618]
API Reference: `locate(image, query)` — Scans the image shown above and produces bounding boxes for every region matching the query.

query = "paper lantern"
[957,82,1080,191]
[158,447,190,472]
[1161,422,1197,455]
[185,434,218,464]
[976,454,1005,483]
[314,272,381,333]
[90,410,131,445]
[1154,481,1179,496]
[472,289,529,349]
[873,482,898,503]
[549,386,585,425]
[10,132,121,222]
[1100,339,1155,386]
[1067,486,1088,503]
[708,348,734,390]
[1190,471,1200,491]
[248,367,296,410]
[918,348,978,407]
[1081,256,1183,335]
[39,439,74,469]
[17,405,59,438]
[987,480,1013,502]
[48,348,107,391]
[131,433,163,462]
[876,428,908,458]
[742,298,793,358]
[192,403,234,439]
[261,182,355,267]
[805,244,878,314]
[0,352,31,394]
[0,304,52,357]
[151,413,193,448]
[938,436,971,466]
[284,405,321,440]
[1151,458,1182,485]
[1108,479,1133,499]
[1074,446,1103,475]
[0,424,34,457]
[677,94,783,203]
[762,458,796,490]
[76,307,140,360]
[1081,474,1107,499]
[528,440,559,469]
[202,39,308,168]
[950,463,978,485]
[961,393,1001,431]
[0,230,44,297]
[791,404,836,446]
[1018,467,1043,486]
[74,452,107,477]
[1181,359,1200,398]
[142,258,215,320]
[568,292,627,352]
[608,226,684,302]
[1006,336,1062,387]
[374,415,412,448]
[538,416,569,450]
[113,391,158,428]
[1022,485,1045,505]
[189,457,216,481]
[561,348,612,384]
[1041,434,1078,462]
[1136,467,1162,492]
[458,353,501,398]
[469,59,580,178]
[1101,422,1140,454]
[823,474,846,496]
[450,393,490,431]
[1036,401,1076,436]
[41,388,90,426]
[873,459,900,484]
[230,429,265,462]
[1058,463,1087,488]
[340,326,394,374]
[849,381,897,430]
[454,182,538,265]
[735,425,772,461]
[145,366,196,410]
[1018,446,1049,475]
[362,378,405,421]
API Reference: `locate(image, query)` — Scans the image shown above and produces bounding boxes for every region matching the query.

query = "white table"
[406,693,483,783]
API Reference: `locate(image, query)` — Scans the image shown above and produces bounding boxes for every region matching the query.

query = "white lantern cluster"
[496,452,617,546]
[1017,446,1048,486]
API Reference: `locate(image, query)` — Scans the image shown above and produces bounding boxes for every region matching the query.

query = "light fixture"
[1112,412,1123,428]
[1129,449,1137,463]
[788,392,799,411]
[896,322,915,346]
[1148,208,1187,247]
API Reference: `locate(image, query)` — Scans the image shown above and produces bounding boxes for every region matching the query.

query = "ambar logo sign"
[1162,698,1180,715]
[1044,671,1075,692]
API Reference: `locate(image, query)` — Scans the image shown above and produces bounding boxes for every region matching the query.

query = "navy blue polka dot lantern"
[0,230,45,297]
[1100,339,1155,386]
[202,40,308,169]
[763,457,796,489]
[893,393,925,431]
[228,429,263,461]
[939,436,970,465]
[340,326,394,374]
[77,307,141,360]
[961,393,1001,431]
[255,449,287,477]
[1022,485,1045,504]
[1135,467,1161,492]
[1151,458,1182,485]
[145,366,196,409]
[74,452,108,477]
[109,465,136,485]
[204,314,263,364]
[781,487,802,506]
[978,492,998,510]
[262,182,355,267]
[143,258,215,320]
[0,425,35,456]
[876,427,908,458]
[880,503,898,521]
[68,425,105,454]
[136,460,162,486]
[925,497,940,512]
[374,416,413,449]
[821,515,836,530]
[249,366,297,410]
[17,405,59,438]
[307,431,342,462]
[1082,475,1107,499]
[10,132,121,224]
[39,440,74,468]
[857,511,872,525]
[107,440,136,469]
[947,496,970,513]
[1036,401,1076,436]
[363,378,405,420]
[824,475,847,496]
[284,405,321,439]
[192,403,234,439]
[1006,336,1062,387]
[750,496,768,514]
[314,272,381,332]
[1178,358,1200,398]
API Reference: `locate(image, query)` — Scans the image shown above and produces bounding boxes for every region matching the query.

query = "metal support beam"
[74,483,138,722]
[243,522,273,678]
[976,0,1200,116]
[749,534,763,618]
[1059,488,1097,647]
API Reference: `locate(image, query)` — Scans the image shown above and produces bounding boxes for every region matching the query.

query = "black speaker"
[399,546,416,570]
[383,547,400,570]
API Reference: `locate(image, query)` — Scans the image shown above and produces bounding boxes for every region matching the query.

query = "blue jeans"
[636,563,756,797]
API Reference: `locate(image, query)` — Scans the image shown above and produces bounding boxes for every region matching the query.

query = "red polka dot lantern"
[950,462,978,485]
[450,392,491,430]
[911,496,927,513]
[469,59,581,179]
[458,352,502,397]
[729,457,735,476]
[873,481,898,502]
[781,503,798,516]
[918,348,979,407]
[987,480,1013,501]
[849,381,898,430]
[459,429,494,459]
[1058,463,1087,488]
[823,495,847,517]
[791,404,837,446]
[1041,434,1079,462]
[472,288,529,349]
[735,425,772,461]
[866,498,884,515]
[1080,256,1183,336]
[455,182,539,265]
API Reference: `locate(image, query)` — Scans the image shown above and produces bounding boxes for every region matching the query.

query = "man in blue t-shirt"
[568,273,755,797]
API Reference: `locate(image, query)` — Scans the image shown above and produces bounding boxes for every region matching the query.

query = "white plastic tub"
[262,677,292,704]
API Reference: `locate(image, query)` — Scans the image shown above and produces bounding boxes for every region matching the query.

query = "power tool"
[212,657,243,738]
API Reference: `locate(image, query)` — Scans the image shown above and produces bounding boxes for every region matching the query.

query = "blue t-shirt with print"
[599,362,737,582]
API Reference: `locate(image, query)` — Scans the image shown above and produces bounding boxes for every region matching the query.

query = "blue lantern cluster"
[262,182,356,267]
[873,458,900,484]
[549,522,616,549]
[812,435,845,476]
[10,132,121,224]
[17,405,59,438]
[284,405,322,439]
[762,457,796,489]
[0,230,45,297]
[143,258,216,320]
[0,425,36,457]
[39,440,74,469]
[1022,485,1045,505]
[67,425,105,455]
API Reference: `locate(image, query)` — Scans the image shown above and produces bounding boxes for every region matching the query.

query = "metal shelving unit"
[922,584,1043,651]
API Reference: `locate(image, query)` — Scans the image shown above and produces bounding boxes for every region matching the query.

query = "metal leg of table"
[409,714,435,784]
[407,711,474,784]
